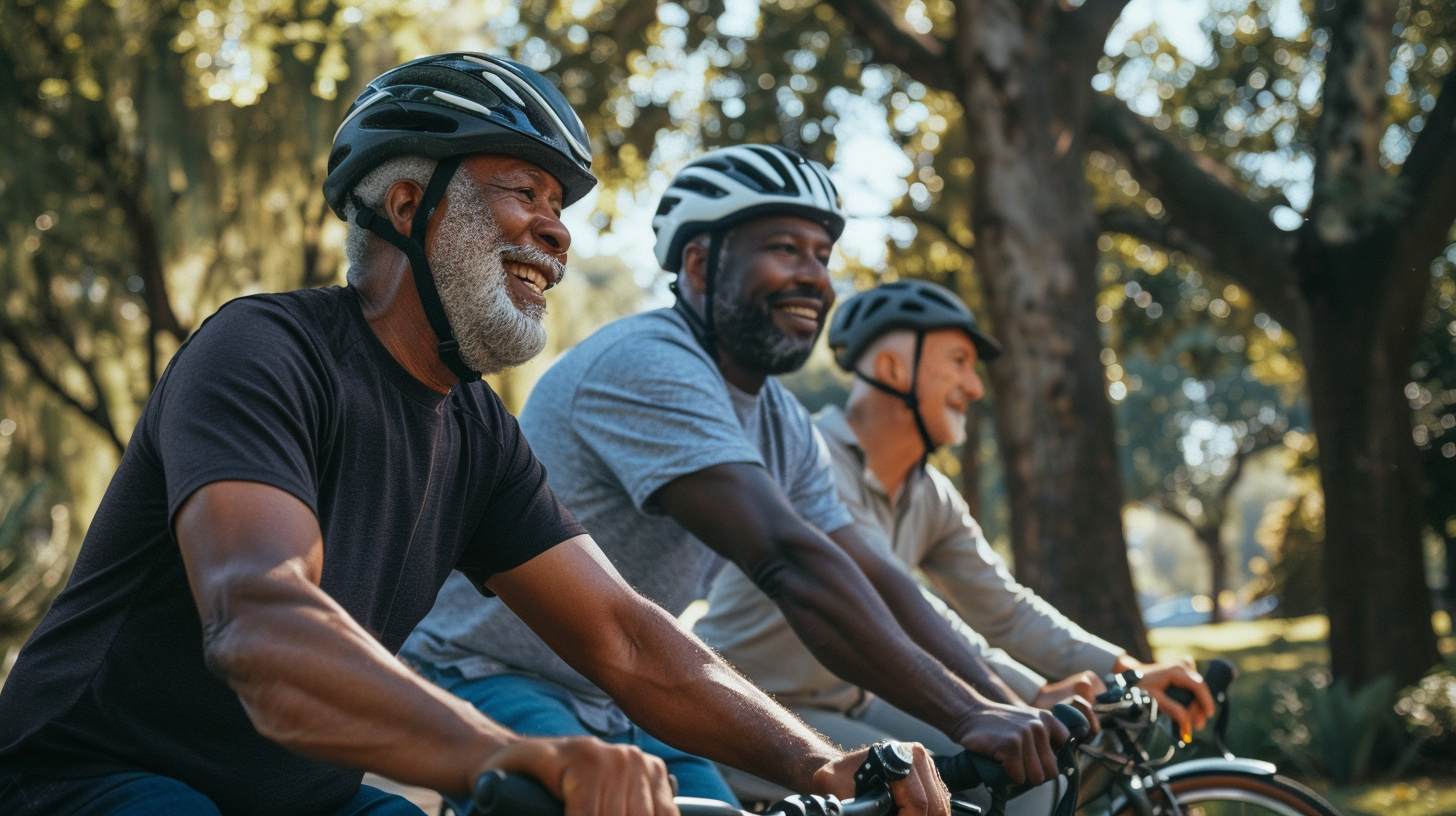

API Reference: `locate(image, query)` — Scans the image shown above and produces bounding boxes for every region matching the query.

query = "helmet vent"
[862,296,890,319]
[656,196,682,216]
[361,108,460,133]
[327,145,351,174]
[724,156,780,193]
[920,289,957,310]
[674,177,728,199]
[900,301,927,312]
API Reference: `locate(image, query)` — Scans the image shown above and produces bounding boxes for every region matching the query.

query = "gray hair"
[343,156,439,284]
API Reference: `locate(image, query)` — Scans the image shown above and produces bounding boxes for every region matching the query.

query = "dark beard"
[713,284,823,375]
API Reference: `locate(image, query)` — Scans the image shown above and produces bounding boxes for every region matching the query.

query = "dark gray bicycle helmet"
[322,53,595,383]
[324,52,595,213]
[829,280,1001,459]
[653,145,844,355]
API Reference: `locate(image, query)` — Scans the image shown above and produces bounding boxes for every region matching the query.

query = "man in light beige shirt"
[696,280,1213,761]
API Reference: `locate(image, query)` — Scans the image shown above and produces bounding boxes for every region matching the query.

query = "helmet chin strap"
[349,155,481,384]
[671,231,724,359]
[853,331,935,467]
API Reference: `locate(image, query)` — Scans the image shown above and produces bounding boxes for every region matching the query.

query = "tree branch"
[822,0,958,92]
[0,326,123,454]
[1088,95,1304,327]
[1067,0,1133,41]
[30,253,116,435]
[906,212,975,256]
[1383,65,1456,306]
[1155,494,1199,531]
[1096,207,1217,267]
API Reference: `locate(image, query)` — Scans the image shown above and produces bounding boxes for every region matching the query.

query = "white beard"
[428,192,552,376]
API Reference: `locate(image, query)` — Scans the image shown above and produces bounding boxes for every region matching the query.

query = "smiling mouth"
[505,260,554,297]
[775,304,821,321]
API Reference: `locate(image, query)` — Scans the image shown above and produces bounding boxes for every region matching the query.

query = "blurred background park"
[2,0,1456,811]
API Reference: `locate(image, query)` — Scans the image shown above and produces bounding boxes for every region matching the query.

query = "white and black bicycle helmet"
[653,145,844,353]
[322,53,595,382]
[829,280,1001,460]
[652,144,844,273]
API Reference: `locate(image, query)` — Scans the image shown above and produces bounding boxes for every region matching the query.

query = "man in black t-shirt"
[0,55,951,816]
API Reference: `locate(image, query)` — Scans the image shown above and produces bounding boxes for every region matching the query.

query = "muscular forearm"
[762,534,1003,743]
[205,573,509,796]
[583,596,840,791]
[861,560,1024,705]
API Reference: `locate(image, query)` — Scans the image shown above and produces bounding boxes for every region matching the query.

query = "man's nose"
[531,212,571,256]
[965,369,985,401]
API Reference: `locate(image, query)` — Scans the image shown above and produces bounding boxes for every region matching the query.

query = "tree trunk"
[1200,526,1228,624]
[1302,239,1442,688]
[958,7,1150,658]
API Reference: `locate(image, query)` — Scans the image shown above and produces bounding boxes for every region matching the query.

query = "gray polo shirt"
[401,307,853,733]
[694,405,1123,711]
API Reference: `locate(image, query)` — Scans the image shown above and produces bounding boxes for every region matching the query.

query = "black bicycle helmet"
[654,145,844,355]
[324,52,595,213]
[829,280,1001,460]
[322,53,595,383]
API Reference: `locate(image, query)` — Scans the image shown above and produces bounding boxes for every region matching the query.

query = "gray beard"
[429,194,558,376]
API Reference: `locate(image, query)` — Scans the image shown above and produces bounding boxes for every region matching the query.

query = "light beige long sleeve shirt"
[694,405,1124,712]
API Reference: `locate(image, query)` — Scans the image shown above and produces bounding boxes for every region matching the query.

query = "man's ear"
[383,179,425,238]
[680,239,708,297]
[871,347,911,391]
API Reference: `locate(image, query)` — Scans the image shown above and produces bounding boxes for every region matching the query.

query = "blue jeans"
[418,664,739,807]
[0,769,424,815]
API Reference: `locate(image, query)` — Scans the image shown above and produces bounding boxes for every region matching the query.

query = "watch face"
[883,741,915,775]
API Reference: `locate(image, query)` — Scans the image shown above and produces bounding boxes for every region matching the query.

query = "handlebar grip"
[934,703,1086,793]
[470,770,563,816]
[1050,703,1089,740]
[1204,658,1236,698]
[1165,658,1237,707]
[933,750,1006,794]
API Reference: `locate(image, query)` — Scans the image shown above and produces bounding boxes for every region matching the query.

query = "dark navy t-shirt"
[0,286,583,815]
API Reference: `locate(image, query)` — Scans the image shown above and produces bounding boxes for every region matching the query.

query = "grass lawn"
[1149,616,1456,816]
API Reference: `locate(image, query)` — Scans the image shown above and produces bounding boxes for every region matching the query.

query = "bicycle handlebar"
[468,769,898,816]
[932,703,1088,816]
[1164,657,1235,708]
[468,704,1088,816]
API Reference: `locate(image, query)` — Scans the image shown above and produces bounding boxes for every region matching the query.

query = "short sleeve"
[571,332,764,513]
[155,298,332,525]
[455,402,587,589]
[785,418,855,534]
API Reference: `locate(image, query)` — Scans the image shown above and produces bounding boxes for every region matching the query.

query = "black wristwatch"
[853,740,916,797]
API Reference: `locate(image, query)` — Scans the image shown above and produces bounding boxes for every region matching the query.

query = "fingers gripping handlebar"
[933,703,1090,816]
[467,705,1090,816]
[1164,658,1237,758]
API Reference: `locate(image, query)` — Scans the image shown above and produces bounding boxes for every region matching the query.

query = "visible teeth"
[509,262,550,295]
[779,305,819,320]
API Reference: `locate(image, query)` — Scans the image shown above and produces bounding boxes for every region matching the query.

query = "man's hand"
[951,703,1069,787]
[481,736,680,816]
[1029,671,1104,736]
[1114,654,1215,742]
[812,744,950,816]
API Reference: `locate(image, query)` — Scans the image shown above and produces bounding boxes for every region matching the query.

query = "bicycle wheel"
[1108,770,1342,816]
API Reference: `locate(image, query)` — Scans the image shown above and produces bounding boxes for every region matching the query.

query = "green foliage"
[1254,489,1326,617]
[1255,672,1426,785]
[1396,667,1456,772]
[1411,242,1456,603]
[0,481,46,585]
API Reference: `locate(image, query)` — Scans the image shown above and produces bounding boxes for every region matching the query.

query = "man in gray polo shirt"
[403,146,1070,804]
[696,280,1215,759]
